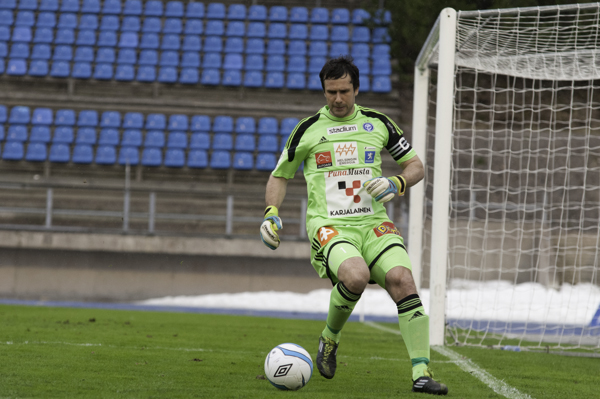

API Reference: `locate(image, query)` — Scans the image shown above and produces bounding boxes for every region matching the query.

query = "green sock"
[396,294,431,381]
[322,282,361,344]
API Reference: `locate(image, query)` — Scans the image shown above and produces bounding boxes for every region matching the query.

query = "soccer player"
[259,56,448,395]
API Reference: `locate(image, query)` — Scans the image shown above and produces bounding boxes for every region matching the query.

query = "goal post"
[412,3,600,351]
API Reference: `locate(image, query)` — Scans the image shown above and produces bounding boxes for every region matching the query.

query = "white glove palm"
[363,176,406,203]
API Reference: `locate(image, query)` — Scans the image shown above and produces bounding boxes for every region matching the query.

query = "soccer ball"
[264,343,313,390]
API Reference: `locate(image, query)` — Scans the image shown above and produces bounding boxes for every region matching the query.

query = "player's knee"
[341,268,370,293]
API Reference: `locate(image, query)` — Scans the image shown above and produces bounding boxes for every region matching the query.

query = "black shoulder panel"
[287,113,321,162]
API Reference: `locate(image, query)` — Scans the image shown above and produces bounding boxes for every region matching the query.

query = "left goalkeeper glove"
[260,206,283,250]
[363,176,407,203]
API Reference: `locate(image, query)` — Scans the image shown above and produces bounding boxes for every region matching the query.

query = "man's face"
[323,74,359,118]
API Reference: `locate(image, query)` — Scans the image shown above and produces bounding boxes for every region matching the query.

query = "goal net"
[411,4,600,352]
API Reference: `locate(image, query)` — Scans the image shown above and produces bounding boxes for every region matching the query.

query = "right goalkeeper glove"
[260,205,282,250]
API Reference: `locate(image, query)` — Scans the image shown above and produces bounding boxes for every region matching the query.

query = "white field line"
[364,322,533,399]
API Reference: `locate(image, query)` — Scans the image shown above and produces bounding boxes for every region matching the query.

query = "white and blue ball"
[264,343,313,391]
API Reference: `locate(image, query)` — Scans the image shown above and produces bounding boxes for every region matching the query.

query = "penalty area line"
[364,321,533,399]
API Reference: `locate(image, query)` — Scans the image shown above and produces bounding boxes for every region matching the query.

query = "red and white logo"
[318,226,339,246]
[315,151,332,168]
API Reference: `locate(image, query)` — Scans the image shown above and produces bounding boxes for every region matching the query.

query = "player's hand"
[363,176,406,203]
[260,206,283,250]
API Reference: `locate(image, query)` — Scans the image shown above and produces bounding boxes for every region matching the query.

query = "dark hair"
[319,55,360,91]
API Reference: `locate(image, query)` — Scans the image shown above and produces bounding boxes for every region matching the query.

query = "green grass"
[1,304,598,398]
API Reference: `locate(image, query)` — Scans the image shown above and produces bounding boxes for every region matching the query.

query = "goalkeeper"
[260,56,448,395]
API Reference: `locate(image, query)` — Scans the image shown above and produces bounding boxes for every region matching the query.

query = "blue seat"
[309,41,327,57]
[0,26,8,41]
[205,20,223,36]
[32,108,52,125]
[144,130,164,147]
[248,4,266,21]
[203,36,222,52]
[330,42,349,57]
[121,129,142,147]
[123,112,143,129]
[280,117,299,135]
[78,14,98,30]
[146,114,166,129]
[222,69,241,84]
[371,76,391,93]
[361,76,370,92]
[74,46,94,62]
[213,116,233,133]
[212,133,232,150]
[25,142,47,161]
[224,37,243,53]
[243,71,262,88]
[119,32,138,48]
[165,1,183,17]
[331,8,350,24]
[189,132,209,149]
[352,9,370,25]
[245,38,264,54]
[256,152,276,171]
[257,117,278,135]
[10,43,30,58]
[206,2,225,19]
[9,106,30,123]
[57,12,76,28]
[264,72,284,89]
[96,47,115,63]
[331,26,349,42]
[268,23,286,39]
[310,25,328,41]
[166,131,186,148]
[235,117,255,134]
[247,22,265,38]
[187,149,207,168]
[184,19,202,35]
[286,72,305,90]
[164,148,184,167]
[373,27,390,43]
[121,16,140,32]
[233,152,253,170]
[29,59,48,76]
[210,150,230,169]
[142,17,161,33]
[223,53,242,70]
[76,29,95,46]
[12,26,32,42]
[311,7,329,24]
[72,62,92,79]
[289,24,307,40]
[39,0,57,11]
[352,27,371,43]
[97,31,117,46]
[269,5,287,22]
[81,0,100,13]
[140,33,159,49]
[31,44,50,59]
[37,12,56,27]
[182,35,201,51]
[159,51,178,66]
[244,54,263,71]
[257,135,278,152]
[139,50,158,65]
[115,64,135,79]
[185,1,204,18]
[234,134,254,151]
[288,40,306,56]
[49,143,70,162]
[72,144,93,163]
[190,115,211,131]
[168,114,188,130]
[289,6,308,23]
[227,3,246,19]
[203,52,221,68]
[163,18,182,34]
[309,56,326,73]
[136,65,156,82]
[287,55,306,72]
[123,0,141,15]
[52,126,74,143]
[55,109,75,125]
[77,110,98,127]
[266,55,284,72]
[161,34,179,50]
[54,28,73,44]
[93,63,112,80]
[226,21,245,37]
[141,147,161,166]
[2,141,24,160]
[144,0,162,16]
[100,111,120,128]
[0,106,5,123]
[373,44,391,57]
[102,0,120,14]
[374,9,392,25]
[98,128,119,145]
[16,11,35,27]
[372,58,391,75]
[179,68,198,84]
[118,146,139,165]
[351,43,370,58]
[75,127,96,144]
[95,145,116,164]
[33,27,53,43]
[7,125,28,141]
[354,57,370,75]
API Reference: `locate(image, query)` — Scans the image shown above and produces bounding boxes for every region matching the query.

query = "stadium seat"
[373,27,391,43]
[123,0,141,15]
[102,0,120,14]
[118,146,139,165]
[95,145,116,164]
[243,71,263,88]
[9,106,30,124]
[373,44,391,57]
[203,52,221,68]
[307,74,322,91]
[146,113,166,130]
[206,2,225,19]
[81,0,100,14]
[309,56,326,73]
[332,8,350,24]
[290,6,308,23]
[309,25,328,41]
[7,125,28,141]
[139,50,158,65]
[190,115,211,131]
[12,27,32,42]
[203,36,222,52]
[37,12,56,28]
[119,32,138,48]
[123,112,143,129]
[28,60,48,76]
[352,9,370,25]
[121,16,140,32]
[289,24,308,40]
[77,110,98,127]
[179,68,198,84]
[96,47,115,63]
[331,26,350,42]
[144,0,162,16]
[97,31,117,47]
[168,114,188,131]
[351,43,370,58]
[280,118,299,135]
[136,65,156,82]
[2,141,24,160]
[49,143,70,162]
[166,131,186,148]
[287,55,306,72]
[40,0,58,11]
[223,53,242,70]
[266,55,284,72]
[140,33,159,49]
[361,76,370,92]
[233,152,253,170]
[286,73,305,90]
[256,153,276,171]
[164,148,184,167]
[244,54,263,71]
[99,111,120,128]
[98,128,119,145]
[354,57,370,75]
[54,28,73,44]
[71,144,93,163]
[264,72,284,89]
[213,116,233,133]
[257,117,278,135]
[165,0,183,17]
[245,38,264,54]
[142,17,160,33]
[227,4,246,20]
[78,14,98,30]
[309,41,327,57]
[311,7,329,24]
[224,37,243,53]
[226,21,245,37]
[114,65,134,82]
[352,26,370,43]
[235,117,255,134]
[31,44,50,59]
[247,22,265,38]
[210,150,230,169]
[10,43,30,58]
[182,35,201,51]
[184,19,202,35]
[144,130,165,147]
[55,109,75,125]
[75,127,96,144]
[371,76,391,93]
[187,149,207,168]
[52,126,74,143]
[16,11,35,27]
[51,45,71,61]
[0,106,5,123]
[374,9,392,25]
[57,13,76,28]
[330,42,349,57]
[141,147,161,166]
[25,142,47,161]
[0,43,9,57]
[74,46,94,62]
[76,29,97,46]
[189,132,210,149]
[234,134,255,151]
[158,66,177,83]
[161,34,180,50]
[32,108,52,125]
[269,5,287,22]
[372,58,391,75]
[159,51,178,66]
[268,23,286,39]
[72,62,92,79]
[288,40,306,56]
[248,4,266,20]
[257,135,278,152]
[205,20,223,36]
[212,133,232,150]
[185,1,204,18]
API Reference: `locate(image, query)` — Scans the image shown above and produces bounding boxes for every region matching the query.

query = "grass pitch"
[1,304,597,398]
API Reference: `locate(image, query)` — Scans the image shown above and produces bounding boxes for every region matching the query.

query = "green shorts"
[310,221,412,289]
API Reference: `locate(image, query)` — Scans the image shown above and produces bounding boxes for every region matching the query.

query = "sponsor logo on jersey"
[363,122,374,132]
[373,221,402,237]
[318,136,329,144]
[324,167,373,218]
[315,151,332,169]
[334,142,359,166]
[318,226,339,246]
[364,146,376,164]
[327,124,358,135]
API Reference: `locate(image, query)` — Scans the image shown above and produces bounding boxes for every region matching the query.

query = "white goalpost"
[410,4,600,351]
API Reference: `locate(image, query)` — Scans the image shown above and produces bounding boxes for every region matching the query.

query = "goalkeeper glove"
[260,205,283,250]
[363,176,407,203]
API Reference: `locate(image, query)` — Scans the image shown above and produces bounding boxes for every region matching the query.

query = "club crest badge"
[363,122,374,132]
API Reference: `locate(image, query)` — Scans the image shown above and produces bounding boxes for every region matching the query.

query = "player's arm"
[364,155,424,203]
[260,175,288,250]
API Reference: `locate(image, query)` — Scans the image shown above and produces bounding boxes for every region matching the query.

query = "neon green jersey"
[272,104,417,239]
